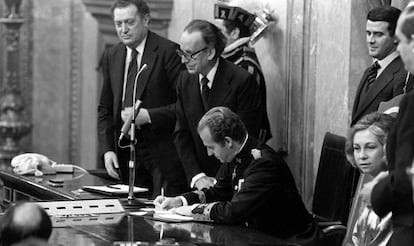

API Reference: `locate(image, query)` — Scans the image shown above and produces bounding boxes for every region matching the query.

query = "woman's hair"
[345,112,395,168]
[400,5,414,41]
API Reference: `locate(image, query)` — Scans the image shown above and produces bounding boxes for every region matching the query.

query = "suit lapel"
[355,57,402,118]
[209,59,232,108]
[136,31,157,100]
[113,45,127,118]
[352,69,370,116]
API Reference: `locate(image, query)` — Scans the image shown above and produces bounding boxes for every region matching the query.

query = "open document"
[130,206,196,222]
[82,184,148,196]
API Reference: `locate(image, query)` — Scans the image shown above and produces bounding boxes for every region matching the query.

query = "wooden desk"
[0,170,299,246]
[0,170,120,208]
[49,214,298,246]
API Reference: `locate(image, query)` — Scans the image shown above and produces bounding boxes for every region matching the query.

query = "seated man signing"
[155,107,322,244]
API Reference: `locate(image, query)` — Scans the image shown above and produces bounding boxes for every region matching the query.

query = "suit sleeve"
[236,74,262,138]
[372,92,414,217]
[97,50,116,156]
[174,75,204,181]
[147,42,184,131]
[209,159,280,224]
[182,163,234,204]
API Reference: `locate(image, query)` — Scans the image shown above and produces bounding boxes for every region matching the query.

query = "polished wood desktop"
[0,169,119,208]
[0,170,299,246]
[49,214,298,246]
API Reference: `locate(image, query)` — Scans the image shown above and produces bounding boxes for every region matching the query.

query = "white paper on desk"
[82,184,148,194]
[153,209,193,222]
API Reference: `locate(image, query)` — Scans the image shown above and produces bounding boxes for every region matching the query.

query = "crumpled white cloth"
[11,153,56,176]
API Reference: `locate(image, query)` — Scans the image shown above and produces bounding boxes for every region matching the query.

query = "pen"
[107,185,121,189]
[160,223,164,241]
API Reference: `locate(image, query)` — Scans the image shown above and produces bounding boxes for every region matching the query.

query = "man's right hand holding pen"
[153,196,184,210]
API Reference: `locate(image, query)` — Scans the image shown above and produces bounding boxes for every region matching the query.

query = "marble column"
[0,0,31,167]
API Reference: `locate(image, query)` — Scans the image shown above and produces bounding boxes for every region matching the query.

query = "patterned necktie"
[365,61,380,92]
[124,49,139,108]
[201,76,210,109]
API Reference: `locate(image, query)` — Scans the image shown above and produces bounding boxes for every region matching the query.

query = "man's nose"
[181,55,190,63]
[207,149,213,156]
[367,34,375,43]
[121,23,128,33]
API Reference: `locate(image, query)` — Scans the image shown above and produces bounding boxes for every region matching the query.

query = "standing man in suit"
[98,0,187,197]
[214,3,271,142]
[175,19,263,190]
[366,5,414,245]
[352,6,413,126]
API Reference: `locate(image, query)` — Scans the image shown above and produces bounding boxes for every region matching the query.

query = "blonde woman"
[345,112,395,246]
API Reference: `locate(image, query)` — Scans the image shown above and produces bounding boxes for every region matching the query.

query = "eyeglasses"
[176,47,208,60]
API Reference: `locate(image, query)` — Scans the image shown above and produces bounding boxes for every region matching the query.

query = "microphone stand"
[127,96,137,201]
[125,64,147,205]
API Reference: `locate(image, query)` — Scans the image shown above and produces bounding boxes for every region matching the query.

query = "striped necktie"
[365,61,380,92]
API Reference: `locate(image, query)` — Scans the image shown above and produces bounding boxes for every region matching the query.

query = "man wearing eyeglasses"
[175,19,263,190]
[98,0,187,197]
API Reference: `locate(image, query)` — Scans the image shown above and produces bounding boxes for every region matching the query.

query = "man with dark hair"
[157,107,322,245]
[98,0,187,196]
[351,6,413,126]
[214,3,271,142]
[0,202,52,246]
[175,19,263,190]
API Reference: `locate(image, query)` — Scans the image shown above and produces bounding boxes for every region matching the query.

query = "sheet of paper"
[153,210,194,222]
[82,184,148,194]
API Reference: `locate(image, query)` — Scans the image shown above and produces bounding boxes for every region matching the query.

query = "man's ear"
[207,48,216,60]
[410,34,414,48]
[230,27,240,40]
[224,136,233,148]
[142,13,150,27]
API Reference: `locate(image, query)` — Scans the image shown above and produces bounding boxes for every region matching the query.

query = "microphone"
[119,99,143,140]
[136,63,148,78]
[119,63,148,140]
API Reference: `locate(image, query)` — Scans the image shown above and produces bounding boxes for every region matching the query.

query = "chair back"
[341,173,369,246]
[312,132,358,225]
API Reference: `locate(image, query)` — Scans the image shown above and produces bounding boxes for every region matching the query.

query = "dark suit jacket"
[98,31,186,185]
[223,42,272,142]
[174,58,262,182]
[352,56,413,125]
[371,90,414,246]
[183,137,320,242]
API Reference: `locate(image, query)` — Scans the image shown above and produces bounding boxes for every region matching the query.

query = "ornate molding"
[0,0,32,165]
[69,0,83,164]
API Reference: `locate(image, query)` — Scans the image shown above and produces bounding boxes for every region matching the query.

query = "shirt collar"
[199,59,219,88]
[374,51,399,75]
[126,33,148,59]
[233,134,250,164]
[236,134,249,155]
